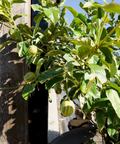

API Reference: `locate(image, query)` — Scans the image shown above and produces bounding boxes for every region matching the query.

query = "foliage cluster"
[1,0,120,143]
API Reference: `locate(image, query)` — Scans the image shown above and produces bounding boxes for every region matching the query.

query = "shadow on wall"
[0,31,28,144]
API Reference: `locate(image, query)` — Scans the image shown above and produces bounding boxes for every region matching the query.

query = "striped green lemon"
[60,100,75,117]
[28,45,38,55]
[24,72,37,83]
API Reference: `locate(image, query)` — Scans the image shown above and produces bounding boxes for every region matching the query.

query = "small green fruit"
[60,100,75,117]
[24,72,37,83]
[28,45,38,55]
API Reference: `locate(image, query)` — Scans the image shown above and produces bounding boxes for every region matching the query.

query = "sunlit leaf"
[64,6,78,17]
[0,41,16,51]
[88,64,107,84]
[63,54,80,66]
[35,58,46,76]
[17,40,29,57]
[83,1,95,8]
[58,0,66,7]
[36,66,64,84]
[106,89,120,119]
[10,0,25,4]
[103,3,120,15]
[43,6,60,25]
[31,4,43,12]
[45,50,65,56]
[77,13,87,26]
[22,83,35,100]
[88,83,100,98]
[13,14,27,21]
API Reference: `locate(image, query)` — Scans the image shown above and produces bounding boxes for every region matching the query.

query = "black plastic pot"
[49,126,97,144]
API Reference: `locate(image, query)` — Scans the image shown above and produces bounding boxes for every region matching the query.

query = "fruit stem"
[65,76,69,100]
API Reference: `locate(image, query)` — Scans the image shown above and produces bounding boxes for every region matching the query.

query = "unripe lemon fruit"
[28,45,38,55]
[60,100,75,117]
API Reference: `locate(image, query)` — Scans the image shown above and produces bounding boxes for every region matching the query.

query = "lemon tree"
[1,0,120,143]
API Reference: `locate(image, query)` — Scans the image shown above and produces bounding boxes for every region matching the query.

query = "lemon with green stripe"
[24,72,37,84]
[60,100,75,117]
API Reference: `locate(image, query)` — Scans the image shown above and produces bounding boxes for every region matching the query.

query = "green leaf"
[88,64,107,84]
[18,23,32,35]
[68,86,80,100]
[45,50,65,56]
[98,7,105,19]
[87,23,97,40]
[107,104,120,126]
[116,28,120,38]
[32,54,41,65]
[107,125,118,141]
[70,27,82,37]
[107,127,116,137]
[0,41,16,51]
[100,28,107,41]
[77,46,90,59]
[64,6,78,17]
[99,47,112,64]
[26,55,33,66]
[66,62,73,76]
[110,57,117,78]
[72,18,82,29]
[80,73,95,94]
[0,11,10,21]
[88,83,100,98]
[10,0,25,4]
[65,73,79,86]
[83,1,95,8]
[22,83,35,100]
[31,4,43,12]
[93,98,109,109]
[45,75,64,90]
[76,13,87,26]
[80,79,87,94]
[33,13,44,37]
[96,110,106,132]
[9,29,22,42]
[88,55,99,64]
[36,66,64,84]
[63,54,80,66]
[43,6,60,25]
[58,0,66,7]
[87,94,93,109]
[103,3,120,15]
[17,40,29,57]
[105,82,120,93]
[21,33,32,40]
[106,89,120,119]
[13,14,27,21]
[35,58,46,76]
[115,74,120,86]
[85,73,95,92]
[38,0,46,6]
[73,70,84,82]
[77,38,94,59]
